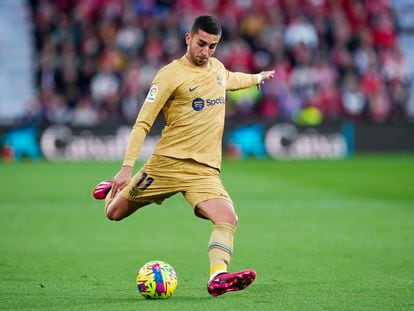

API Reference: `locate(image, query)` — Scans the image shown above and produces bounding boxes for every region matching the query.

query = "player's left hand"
[257,70,275,91]
[260,70,275,81]
[110,165,132,198]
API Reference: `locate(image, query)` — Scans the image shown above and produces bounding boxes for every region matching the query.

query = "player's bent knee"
[106,197,144,221]
[106,208,124,221]
[224,212,238,226]
[105,202,127,221]
[195,199,238,225]
[212,211,237,226]
[232,213,239,226]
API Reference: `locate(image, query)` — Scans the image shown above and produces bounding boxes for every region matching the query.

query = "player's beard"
[195,55,208,66]
[189,48,208,66]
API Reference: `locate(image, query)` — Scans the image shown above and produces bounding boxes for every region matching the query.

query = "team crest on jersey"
[216,74,224,87]
[146,85,158,102]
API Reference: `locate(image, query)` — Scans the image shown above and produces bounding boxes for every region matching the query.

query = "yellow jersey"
[123,55,260,170]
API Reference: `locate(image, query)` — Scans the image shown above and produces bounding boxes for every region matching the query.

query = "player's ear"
[185,33,191,45]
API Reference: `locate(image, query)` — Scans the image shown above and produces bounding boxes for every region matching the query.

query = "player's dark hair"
[191,15,222,36]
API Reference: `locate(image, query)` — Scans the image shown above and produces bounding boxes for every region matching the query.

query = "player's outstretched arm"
[110,165,133,198]
[226,69,275,91]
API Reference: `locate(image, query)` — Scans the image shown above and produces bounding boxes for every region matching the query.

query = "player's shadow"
[102,296,211,304]
[165,296,212,302]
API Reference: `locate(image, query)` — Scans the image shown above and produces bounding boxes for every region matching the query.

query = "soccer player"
[93,15,274,297]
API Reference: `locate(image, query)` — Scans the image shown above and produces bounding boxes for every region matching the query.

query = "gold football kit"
[122,56,260,207]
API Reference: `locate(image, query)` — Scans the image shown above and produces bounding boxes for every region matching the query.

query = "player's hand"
[110,166,133,198]
[257,70,275,91]
[260,70,275,81]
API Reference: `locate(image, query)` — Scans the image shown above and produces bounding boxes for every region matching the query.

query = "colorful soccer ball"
[136,261,178,299]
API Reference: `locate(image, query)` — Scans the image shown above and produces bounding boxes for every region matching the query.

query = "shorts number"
[134,172,154,190]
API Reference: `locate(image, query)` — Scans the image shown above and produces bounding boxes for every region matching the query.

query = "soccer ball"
[136,261,178,299]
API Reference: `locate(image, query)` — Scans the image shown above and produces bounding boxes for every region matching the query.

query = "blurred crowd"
[26,0,412,126]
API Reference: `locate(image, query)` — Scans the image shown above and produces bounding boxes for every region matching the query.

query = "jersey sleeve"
[122,67,175,167]
[225,70,260,91]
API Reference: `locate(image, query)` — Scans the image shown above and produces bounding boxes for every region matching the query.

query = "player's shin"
[208,222,236,281]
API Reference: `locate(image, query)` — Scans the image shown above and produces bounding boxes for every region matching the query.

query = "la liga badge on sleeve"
[146,85,159,102]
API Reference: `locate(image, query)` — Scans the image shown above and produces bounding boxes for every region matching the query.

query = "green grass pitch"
[1,155,413,310]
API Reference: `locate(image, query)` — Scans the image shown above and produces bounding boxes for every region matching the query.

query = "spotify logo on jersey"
[192,97,205,111]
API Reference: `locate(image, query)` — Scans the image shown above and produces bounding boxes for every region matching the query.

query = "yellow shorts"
[122,155,232,208]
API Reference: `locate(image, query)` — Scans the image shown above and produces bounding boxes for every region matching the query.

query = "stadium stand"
[24,0,413,125]
[0,0,35,122]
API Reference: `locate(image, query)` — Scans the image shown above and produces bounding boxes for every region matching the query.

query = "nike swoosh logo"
[189,86,199,92]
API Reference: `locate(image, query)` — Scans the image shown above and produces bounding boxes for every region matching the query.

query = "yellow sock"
[208,222,236,279]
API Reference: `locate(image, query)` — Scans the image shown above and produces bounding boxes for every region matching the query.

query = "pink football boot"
[92,180,113,200]
[207,270,256,297]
